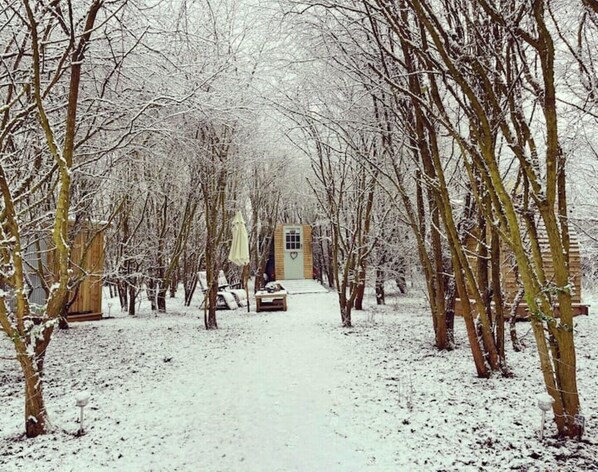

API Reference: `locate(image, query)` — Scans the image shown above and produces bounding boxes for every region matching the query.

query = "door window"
[285,229,301,250]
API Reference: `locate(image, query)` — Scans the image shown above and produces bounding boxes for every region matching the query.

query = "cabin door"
[283,226,304,279]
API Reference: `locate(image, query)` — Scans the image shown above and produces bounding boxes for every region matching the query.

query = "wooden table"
[255,290,288,312]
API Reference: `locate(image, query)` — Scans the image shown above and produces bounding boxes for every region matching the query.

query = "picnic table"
[255,290,288,312]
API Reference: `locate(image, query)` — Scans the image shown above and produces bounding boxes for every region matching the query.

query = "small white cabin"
[273,224,313,280]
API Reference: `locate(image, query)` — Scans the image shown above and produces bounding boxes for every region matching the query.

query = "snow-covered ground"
[1,286,597,471]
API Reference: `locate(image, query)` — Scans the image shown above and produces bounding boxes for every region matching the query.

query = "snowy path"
[158,296,371,470]
[2,289,598,471]
[117,293,374,471]
[0,291,392,471]
[2,291,397,472]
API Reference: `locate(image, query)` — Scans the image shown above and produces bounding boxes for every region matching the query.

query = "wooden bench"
[255,290,288,312]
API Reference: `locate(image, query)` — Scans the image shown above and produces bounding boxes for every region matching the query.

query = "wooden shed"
[24,223,106,322]
[65,224,105,322]
[273,224,313,280]
[455,225,589,318]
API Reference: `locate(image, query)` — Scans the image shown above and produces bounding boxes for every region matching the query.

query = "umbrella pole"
[244,264,250,313]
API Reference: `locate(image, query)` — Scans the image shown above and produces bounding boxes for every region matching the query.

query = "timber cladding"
[274,225,284,281]
[274,224,313,281]
[457,224,587,317]
[302,225,313,279]
[67,228,105,319]
[499,230,583,305]
[45,223,106,322]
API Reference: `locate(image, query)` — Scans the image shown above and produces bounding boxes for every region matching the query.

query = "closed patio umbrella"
[228,211,250,311]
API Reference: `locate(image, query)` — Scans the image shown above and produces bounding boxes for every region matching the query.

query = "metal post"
[244,264,250,313]
[539,410,545,440]
[79,406,85,435]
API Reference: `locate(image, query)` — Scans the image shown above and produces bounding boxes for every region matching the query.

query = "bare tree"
[391,0,585,436]
[0,0,117,437]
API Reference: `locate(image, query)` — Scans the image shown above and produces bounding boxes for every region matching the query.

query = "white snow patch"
[0,287,596,471]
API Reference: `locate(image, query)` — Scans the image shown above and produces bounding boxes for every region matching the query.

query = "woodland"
[1,0,597,467]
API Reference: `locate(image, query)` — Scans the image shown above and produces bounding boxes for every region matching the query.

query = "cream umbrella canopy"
[229,211,250,265]
[228,211,250,311]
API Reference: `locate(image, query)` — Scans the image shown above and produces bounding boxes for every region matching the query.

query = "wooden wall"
[456,225,586,317]
[498,227,582,307]
[303,225,313,279]
[274,225,284,281]
[68,228,104,318]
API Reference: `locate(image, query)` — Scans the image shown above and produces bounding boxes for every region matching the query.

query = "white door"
[283,226,304,279]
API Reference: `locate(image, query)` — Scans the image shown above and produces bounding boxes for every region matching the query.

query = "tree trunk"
[430,203,447,349]
[509,287,524,352]
[184,274,198,307]
[341,303,352,328]
[58,314,69,330]
[157,287,167,313]
[476,215,493,326]
[169,273,177,298]
[254,268,266,292]
[396,268,407,294]
[444,264,456,349]
[18,345,49,438]
[118,281,128,311]
[205,283,218,330]
[375,268,385,305]
[453,256,489,378]
[254,240,272,293]
[324,228,335,289]
[128,284,136,316]
[146,279,157,311]
[490,228,507,368]
[354,267,366,310]
[16,310,59,438]
[24,370,47,437]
